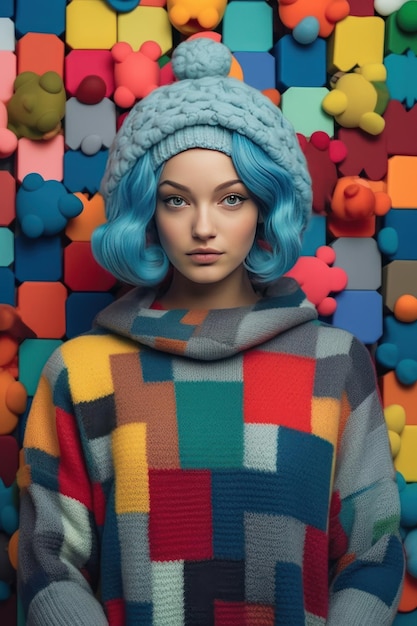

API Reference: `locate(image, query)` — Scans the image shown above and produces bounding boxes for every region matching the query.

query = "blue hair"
[92,133,308,287]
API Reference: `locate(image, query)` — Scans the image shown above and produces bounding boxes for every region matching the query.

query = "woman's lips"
[187,250,223,263]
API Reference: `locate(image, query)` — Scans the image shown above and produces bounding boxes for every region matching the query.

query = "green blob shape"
[397,1,417,33]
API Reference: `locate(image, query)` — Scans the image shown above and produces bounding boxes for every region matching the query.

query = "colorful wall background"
[1,0,417,624]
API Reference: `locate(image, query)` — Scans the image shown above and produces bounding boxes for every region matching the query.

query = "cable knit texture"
[18,279,404,625]
[100,38,312,225]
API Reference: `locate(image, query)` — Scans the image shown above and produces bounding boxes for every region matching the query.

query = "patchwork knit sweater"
[18,279,404,626]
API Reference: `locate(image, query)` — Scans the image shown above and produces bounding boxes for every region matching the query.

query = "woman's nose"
[191,205,216,239]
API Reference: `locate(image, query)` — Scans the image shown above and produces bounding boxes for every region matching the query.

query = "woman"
[18,38,404,625]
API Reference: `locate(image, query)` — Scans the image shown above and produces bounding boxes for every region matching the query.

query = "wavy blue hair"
[92,132,309,287]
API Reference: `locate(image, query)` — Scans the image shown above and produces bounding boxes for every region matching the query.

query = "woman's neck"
[157,271,260,310]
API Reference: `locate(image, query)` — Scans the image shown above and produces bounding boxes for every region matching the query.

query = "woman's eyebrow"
[158,180,190,191]
[158,179,244,192]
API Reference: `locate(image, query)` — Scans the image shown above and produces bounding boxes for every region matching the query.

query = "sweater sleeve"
[18,349,108,626]
[327,337,405,625]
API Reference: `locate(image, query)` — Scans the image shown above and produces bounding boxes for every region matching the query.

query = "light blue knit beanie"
[100,38,312,219]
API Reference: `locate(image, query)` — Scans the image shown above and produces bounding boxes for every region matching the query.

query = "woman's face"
[154,149,259,301]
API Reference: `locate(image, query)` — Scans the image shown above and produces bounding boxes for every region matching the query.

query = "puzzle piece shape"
[64,242,117,292]
[387,155,417,208]
[331,237,382,289]
[0,229,13,268]
[66,0,117,50]
[347,0,374,16]
[300,215,327,256]
[384,404,406,458]
[167,0,227,35]
[117,6,173,57]
[15,0,66,38]
[16,134,65,183]
[104,0,140,10]
[337,127,388,180]
[0,17,15,52]
[0,370,27,436]
[0,479,18,535]
[381,371,417,426]
[65,97,116,155]
[0,269,15,306]
[66,292,115,338]
[332,290,383,344]
[0,50,16,102]
[384,100,417,157]
[376,298,417,385]
[234,52,275,91]
[278,0,350,43]
[281,86,333,136]
[298,130,347,214]
[0,101,17,159]
[16,32,65,75]
[0,304,36,377]
[6,70,66,140]
[14,235,62,283]
[0,437,18,490]
[275,35,327,90]
[328,175,391,237]
[322,64,389,135]
[112,40,161,109]
[19,338,62,396]
[383,260,417,313]
[385,1,417,54]
[381,209,417,260]
[222,1,273,52]
[16,173,83,238]
[329,16,385,72]
[397,460,417,512]
[65,49,114,99]
[65,193,106,242]
[18,281,67,339]
[0,172,15,227]
[385,50,417,109]
[374,0,409,16]
[63,149,108,194]
[285,245,348,316]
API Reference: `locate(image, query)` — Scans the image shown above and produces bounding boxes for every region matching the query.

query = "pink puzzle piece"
[285,246,348,316]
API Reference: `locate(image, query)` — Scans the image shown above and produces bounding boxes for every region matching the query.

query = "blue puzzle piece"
[222,1,273,52]
[233,52,275,91]
[64,149,109,194]
[14,235,62,282]
[103,0,139,11]
[16,173,83,238]
[0,269,15,306]
[19,339,62,396]
[0,479,18,535]
[382,209,417,260]
[15,0,66,37]
[376,315,417,385]
[275,35,326,90]
[332,290,383,345]
[66,292,114,339]
[0,0,13,17]
[385,51,417,109]
[300,215,326,256]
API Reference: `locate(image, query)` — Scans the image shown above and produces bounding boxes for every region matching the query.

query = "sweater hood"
[94,277,318,361]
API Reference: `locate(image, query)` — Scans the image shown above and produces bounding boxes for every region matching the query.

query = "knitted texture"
[100,38,312,225]
[19,283,404,626]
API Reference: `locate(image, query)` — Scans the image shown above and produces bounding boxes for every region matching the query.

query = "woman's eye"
[223,194,246,207]
[166,196,186,208]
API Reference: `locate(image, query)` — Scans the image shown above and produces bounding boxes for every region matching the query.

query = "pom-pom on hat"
[101,38,312,220]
